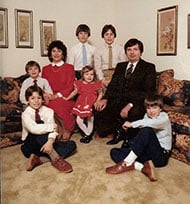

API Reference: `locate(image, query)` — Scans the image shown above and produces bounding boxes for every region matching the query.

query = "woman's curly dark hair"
[47,40,67,62]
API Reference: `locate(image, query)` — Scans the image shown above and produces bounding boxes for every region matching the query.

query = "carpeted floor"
[1,133,190,204]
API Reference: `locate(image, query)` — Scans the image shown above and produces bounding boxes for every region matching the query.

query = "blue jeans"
[110,127,170,167]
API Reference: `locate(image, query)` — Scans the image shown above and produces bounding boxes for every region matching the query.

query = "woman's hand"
[43,93,54,104]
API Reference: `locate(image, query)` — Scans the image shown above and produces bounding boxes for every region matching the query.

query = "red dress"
[72,80,102,118]
[42,63,75,132]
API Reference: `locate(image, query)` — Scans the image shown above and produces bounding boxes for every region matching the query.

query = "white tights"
[76,116,94,136]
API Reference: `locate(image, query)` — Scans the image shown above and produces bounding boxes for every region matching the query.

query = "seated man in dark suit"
[94,38,157,146]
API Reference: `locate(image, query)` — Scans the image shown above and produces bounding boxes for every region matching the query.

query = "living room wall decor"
[0,7,8,48]
[15,9,33,48]
[157,5,178,55]
[40,20,57,56]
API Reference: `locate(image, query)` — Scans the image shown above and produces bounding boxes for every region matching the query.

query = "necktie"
[35,109,41,122]
[108,45,113,69]
[125,63,134,78]
[33,79,37,86]
[82,44,87,66]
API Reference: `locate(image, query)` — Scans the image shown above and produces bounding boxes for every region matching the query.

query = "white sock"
[124,150,137,166]
[134,161,144,171]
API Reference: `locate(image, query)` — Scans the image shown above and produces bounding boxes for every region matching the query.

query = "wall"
[115,0,190,80]
[1,0,190,80]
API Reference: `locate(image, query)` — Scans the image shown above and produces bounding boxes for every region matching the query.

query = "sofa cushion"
[157,69,189,107]
[183,80,190,105]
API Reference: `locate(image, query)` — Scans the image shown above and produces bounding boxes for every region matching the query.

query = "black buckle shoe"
[80,135,92,144]
[106,129,125,145]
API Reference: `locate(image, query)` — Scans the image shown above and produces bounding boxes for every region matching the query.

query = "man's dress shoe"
[106,129,125,145]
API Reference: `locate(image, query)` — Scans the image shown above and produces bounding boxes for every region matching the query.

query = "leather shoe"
[106,160,134,174]
[26,154,43,171]
[106,129,125,145]
[80,135,92,144]
[141,160,157,182]
[52,157,73,173]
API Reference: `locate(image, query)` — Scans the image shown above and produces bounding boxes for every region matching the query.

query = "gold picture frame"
[40,20,56,56]
[157,5,178,55]
[15,9,33,48]
[0,7,8,48]
[188,14,190,48]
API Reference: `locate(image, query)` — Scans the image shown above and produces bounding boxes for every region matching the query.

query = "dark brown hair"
[101,24,116,38]
[144,94,164,109]
[124,38,144,54]
[76,24,91,37]
[47,40,67,62]
[25,61,41,73]
[25,85,44,101]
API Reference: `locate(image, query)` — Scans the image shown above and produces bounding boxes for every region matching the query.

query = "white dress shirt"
[20,76,53,105]
[22,105,58,141]
[67,42,96,71]
[94,42,126,80]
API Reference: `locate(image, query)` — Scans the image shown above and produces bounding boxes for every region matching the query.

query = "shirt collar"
[79,42,88,46]
[128,61,139,69]
[52,60,64,67]
[105,42,115,48]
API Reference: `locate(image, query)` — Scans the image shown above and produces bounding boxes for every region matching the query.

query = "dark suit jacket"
[95,58,157,135]
[105,59,156,109]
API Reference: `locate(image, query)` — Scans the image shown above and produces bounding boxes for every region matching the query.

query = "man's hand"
[94,99,108,111]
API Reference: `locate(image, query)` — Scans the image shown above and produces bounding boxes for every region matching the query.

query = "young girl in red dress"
[63,66,103,143]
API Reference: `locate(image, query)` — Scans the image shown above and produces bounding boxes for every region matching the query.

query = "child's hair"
[25,60,41,73]
[80,66,97,81]
[76,24,91,37]
[144,94,164,109]
[101,24,117,38]
[25,85,44,101]
[47,40,67,62]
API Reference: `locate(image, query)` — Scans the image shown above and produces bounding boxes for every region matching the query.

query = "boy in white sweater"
[21,85,76,172]
[106,94,172,182]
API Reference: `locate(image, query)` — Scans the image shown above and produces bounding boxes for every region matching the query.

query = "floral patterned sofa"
[157,69,190,165]
[1,70,190,165]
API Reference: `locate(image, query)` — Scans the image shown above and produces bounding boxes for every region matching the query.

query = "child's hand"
[40,138,54,154]
[43,93,53,104]
[102,79,110,87]
[62,96,68,100]
[122,121,132,130]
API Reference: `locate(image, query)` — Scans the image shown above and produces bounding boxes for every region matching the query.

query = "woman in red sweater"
[42,40,75,141]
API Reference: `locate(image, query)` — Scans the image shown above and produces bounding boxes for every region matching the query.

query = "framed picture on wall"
[40,20,56,56]
[0,7,8,48]
[188,14,190,48]
[157,5,178,55]
[15,9,33,48]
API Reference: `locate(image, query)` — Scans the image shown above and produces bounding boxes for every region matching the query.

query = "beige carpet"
[1,133,190,204]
